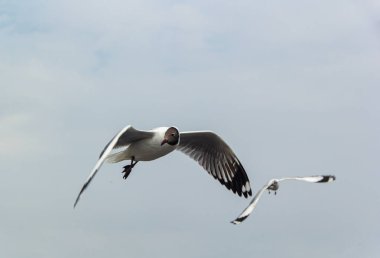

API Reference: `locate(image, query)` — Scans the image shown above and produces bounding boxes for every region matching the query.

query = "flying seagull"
[231,175,336,224]
[74,125,252,207]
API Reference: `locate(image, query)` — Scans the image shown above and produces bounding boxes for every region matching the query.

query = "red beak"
[161,139,168,146]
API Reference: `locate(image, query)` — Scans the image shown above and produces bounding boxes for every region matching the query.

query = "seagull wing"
[74,125,154,208]
[231,175,336,224]
[231,179,275,224]
[277,175,336,183]
[177,131,252,198]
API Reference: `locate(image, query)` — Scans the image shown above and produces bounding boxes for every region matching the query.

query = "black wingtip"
[73,189,83,208]
[226,161,252,199]
[73,180,90,209]
[231,215,248,225]
[248,188,253,197]
[73,196,80,209]
[243,188,252,198]
[317,175,336,183]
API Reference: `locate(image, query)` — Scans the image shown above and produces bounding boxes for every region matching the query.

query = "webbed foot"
[121,157,138,180]
[122,165,132,180]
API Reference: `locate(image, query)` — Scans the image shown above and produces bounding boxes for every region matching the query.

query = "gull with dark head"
[231,175,336,224]
[74,125,252,207]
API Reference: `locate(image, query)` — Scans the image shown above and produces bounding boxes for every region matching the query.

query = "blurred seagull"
[74,125,252,207]
[231,175,336,224]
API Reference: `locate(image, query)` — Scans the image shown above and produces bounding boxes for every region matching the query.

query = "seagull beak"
[161,139,168,146]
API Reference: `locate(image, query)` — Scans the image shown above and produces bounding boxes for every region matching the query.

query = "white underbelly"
[106,137,176,163]
[126,139,176,161]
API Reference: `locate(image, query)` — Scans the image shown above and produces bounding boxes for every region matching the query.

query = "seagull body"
[107,127,176,162]
[74,125,252,207]
[231,175,336,224]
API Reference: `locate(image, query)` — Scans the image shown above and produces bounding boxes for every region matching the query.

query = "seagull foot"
[122,165,132,180]
[267,190,277,195]
[121,158,138,180]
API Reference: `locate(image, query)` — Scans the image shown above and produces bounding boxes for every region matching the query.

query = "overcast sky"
[1,0,379,257]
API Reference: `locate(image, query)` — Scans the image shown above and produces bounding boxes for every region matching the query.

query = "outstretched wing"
[177,131,252,198]
[231,175,336,224]
[231,179,275,224]
[278,175,336,184]
[74,125,154,208]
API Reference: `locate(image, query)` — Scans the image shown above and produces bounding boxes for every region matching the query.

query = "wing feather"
[177,131,252,198]
[231,179,275,224]
[74,125,154,207]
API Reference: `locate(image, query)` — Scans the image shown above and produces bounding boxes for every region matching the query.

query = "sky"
[1,0,380,257]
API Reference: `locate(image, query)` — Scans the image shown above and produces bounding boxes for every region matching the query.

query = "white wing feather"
[73,125,132,207]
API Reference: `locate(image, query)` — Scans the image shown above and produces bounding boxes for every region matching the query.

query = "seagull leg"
[122,157,138,180]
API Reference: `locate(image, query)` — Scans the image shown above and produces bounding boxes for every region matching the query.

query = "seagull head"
[161,127,180,146]
[267,180,279,192]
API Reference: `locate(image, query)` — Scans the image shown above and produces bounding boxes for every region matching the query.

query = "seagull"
[231,175,336,224]
[74,125,252,207]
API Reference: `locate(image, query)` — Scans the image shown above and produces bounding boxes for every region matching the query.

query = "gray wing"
[177,131,252,198]
[74,125,154,208]
[231,179,276,224]
[231,175,336,224]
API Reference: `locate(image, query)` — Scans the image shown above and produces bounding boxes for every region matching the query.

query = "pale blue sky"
[1,0,379,257]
